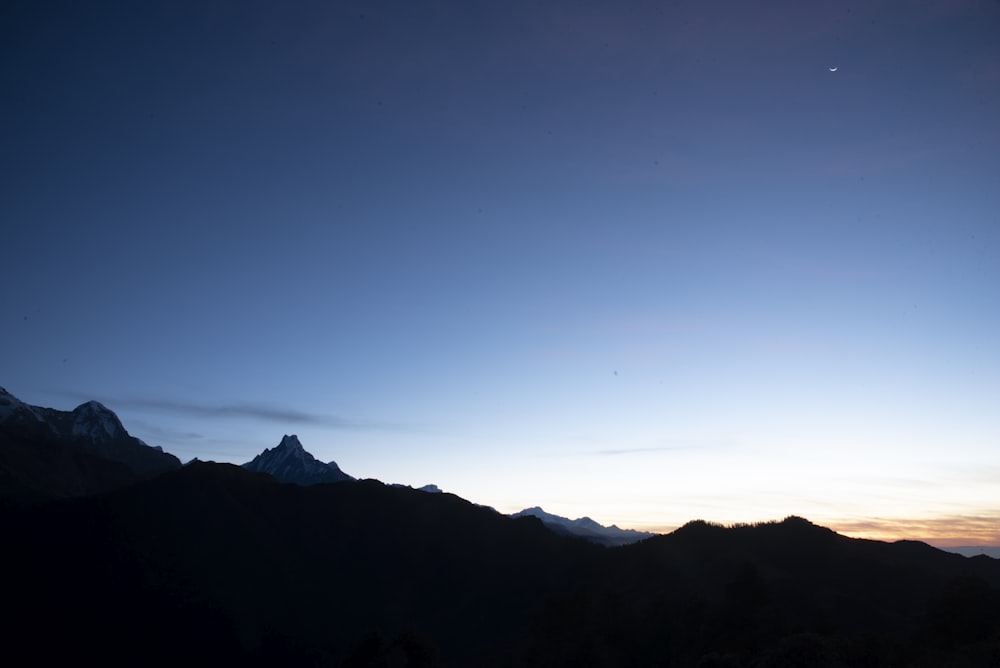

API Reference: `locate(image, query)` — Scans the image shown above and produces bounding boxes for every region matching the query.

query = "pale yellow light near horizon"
[432,435,1000,549]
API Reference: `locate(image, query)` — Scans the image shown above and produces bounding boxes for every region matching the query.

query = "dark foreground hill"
[5,463,598,667]
[6,462,1000,667]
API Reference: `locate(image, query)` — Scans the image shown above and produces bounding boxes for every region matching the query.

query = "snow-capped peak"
[0,386,180,479]
[511,506,656,547]
[71,400,127,443]
[242,435,354,485]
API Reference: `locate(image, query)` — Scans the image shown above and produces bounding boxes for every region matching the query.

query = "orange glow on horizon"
[828,515,1000,548]
[630,514,1000,549]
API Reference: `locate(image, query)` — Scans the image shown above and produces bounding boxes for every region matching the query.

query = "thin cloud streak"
[53,390,402,431]
[120,398,349,426]
[591,439,737,456]
[830,514,1000,547]
[592,446,700,456]
[118,397,400,430]
[125,418,204,442]
[636,514,1000,549]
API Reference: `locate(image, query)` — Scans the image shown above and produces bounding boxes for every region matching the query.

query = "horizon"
[3,1,998,550]
[7,384,999,551]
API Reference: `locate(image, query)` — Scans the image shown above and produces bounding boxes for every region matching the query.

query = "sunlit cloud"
[829,514,1000,547]
[635,514,1000,549]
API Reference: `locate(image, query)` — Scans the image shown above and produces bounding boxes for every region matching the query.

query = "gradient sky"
[3,0,999,546]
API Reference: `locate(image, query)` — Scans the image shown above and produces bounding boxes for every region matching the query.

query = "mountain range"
[3,385,999,665]
[512,506,656,547]
[1,383,642,546]
[237,428,651,546]
[0,386,180,504]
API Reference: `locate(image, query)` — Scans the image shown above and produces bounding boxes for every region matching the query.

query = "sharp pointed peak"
[242,434,354,484]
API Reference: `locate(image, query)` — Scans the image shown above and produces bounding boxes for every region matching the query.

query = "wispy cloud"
[831,514,1000,547]
[54,390,401,430]
[591,439,736,456]
[125,417,205,442]
[592,446,697,456]
[118,398,354,427]
[638,514,1000,548]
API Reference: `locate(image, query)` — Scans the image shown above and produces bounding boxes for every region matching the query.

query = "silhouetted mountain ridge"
[4,388,1000,664]
[7,461,599,665]
[6,461,1000,666]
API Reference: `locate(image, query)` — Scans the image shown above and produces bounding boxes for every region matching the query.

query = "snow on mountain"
[512,506,656,547]
[0,387,22,418]
[241,434,354,485]
[0,386,45,424]
[71,400,128,443]
[0,385,181,485]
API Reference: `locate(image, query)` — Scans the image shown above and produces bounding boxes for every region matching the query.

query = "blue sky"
[3,0,999,545]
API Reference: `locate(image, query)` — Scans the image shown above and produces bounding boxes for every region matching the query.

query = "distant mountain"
[241,434,354,485]
[512,506,656,546]
[391,482,444,493]
[944,546,1000,559]
[0,386,180,503]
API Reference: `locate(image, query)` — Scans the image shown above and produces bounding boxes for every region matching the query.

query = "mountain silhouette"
[6,462,597,666]
[3,387,999,665]
[6,462,999,666]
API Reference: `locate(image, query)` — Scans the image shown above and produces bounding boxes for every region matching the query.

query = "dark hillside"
[523,517,1000,666]
[5,462,601,666]
[6,468,999,666]
[0,430,138,505]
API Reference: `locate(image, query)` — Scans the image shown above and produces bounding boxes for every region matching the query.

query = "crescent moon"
[829,66,839,72]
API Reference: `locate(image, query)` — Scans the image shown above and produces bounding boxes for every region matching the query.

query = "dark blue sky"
[3,0,999,544]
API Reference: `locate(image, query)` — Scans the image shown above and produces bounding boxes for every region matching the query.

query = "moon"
[829,66,839,72]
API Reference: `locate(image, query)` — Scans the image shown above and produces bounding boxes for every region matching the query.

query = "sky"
[2,0,999,547]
